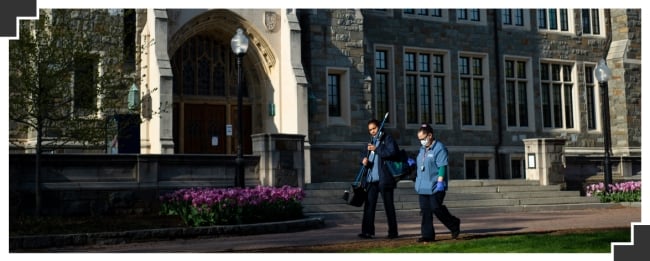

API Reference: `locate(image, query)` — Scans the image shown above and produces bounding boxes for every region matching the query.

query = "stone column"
[139,9,175,154]
[252,133,305,187]
[523,138,567,186]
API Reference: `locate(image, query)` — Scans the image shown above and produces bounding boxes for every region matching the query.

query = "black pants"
[418,191,460,240]
[361,182,398,237]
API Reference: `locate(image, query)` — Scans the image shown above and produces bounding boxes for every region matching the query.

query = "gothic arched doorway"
[171,34,252,154]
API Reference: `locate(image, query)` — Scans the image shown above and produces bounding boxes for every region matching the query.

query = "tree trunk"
[34,124,42,217]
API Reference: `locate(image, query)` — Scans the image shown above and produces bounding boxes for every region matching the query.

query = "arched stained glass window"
[172,35,242,97]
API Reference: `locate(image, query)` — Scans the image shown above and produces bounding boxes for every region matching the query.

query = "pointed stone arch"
[168,9,276,75]
[167,9,277,154]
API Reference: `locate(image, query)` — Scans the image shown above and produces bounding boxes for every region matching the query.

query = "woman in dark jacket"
[358,119,399,239]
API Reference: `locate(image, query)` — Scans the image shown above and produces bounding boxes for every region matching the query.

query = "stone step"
[304,203,621,222]
[301,180,607,220]
[500,190,581,199]
[304,179,543,190]
[305,182,563,196]
[303,187,579,205]
[302,196,600,213]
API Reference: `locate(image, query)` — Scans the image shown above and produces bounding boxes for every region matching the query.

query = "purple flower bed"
[159,185,305,226]
[585,181,641,203]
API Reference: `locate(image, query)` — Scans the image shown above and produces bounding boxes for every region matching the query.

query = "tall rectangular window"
[433,56,446,125]
[502,9,525,26]
[514,9,524,26]
[540,62,575,129]
[563,64,574,128]
[502,9,512,25]
[582,9,602,35]
[585,65,597,130]
[375,50,387,69]
[419,76,431,123]
[405,50,449,126]
[326,68,351,126]
[73,54,99,114]
[406,75,418,123]
[375,48,392,122]
[470,9,480,21]
[560,9,569,31]
[327,74,341,117]
[505,59,530,127]
[419,54,429,72]
[459,55,486,126]
[538,9,570,32]
[458,9,481,21]
[376,73,389,120]
[537,10,547,28]
[548,9,557,29]
[458,9,468,20]
[404,52,416,71]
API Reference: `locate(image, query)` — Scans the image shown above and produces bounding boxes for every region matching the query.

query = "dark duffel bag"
[342,183,366,207]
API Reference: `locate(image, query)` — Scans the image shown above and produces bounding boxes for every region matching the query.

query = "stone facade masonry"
[300,9,641,183]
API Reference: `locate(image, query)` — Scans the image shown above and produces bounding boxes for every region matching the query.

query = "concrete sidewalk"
[32,204,641,253]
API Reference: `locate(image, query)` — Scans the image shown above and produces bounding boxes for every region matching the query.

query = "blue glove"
[407,157,416,167]
[433,182,445,194]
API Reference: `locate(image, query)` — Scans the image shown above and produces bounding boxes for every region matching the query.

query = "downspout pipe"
[493,10,503,178]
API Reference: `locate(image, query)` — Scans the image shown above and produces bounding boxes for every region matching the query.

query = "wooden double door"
[175,103,251,154]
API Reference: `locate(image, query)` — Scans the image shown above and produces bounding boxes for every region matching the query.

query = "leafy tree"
[9,9,136,216]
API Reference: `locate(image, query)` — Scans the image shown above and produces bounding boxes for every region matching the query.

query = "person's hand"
[433,182,445,194]
[362,157,369,166]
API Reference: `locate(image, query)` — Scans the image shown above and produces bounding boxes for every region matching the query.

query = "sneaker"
[417,237,435,243]
[358,233,373,239]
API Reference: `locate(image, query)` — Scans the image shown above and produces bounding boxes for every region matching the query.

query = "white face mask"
[420,138,429,147]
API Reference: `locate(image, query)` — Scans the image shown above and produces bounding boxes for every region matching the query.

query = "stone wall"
[9,154,260,216]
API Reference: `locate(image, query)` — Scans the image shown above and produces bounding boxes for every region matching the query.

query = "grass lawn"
[368,229,629,253]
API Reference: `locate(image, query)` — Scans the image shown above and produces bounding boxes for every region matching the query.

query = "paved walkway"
[34,205,641,253]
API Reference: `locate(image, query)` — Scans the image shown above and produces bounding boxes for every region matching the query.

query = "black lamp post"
[231,28,249,188]
[594,58,613,193]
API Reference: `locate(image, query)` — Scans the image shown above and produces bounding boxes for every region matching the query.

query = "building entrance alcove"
[171,33,255,155]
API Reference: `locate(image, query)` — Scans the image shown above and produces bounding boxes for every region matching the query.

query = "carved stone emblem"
[264,12,279,32]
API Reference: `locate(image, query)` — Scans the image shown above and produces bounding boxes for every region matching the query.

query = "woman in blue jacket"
[414,124,461,242]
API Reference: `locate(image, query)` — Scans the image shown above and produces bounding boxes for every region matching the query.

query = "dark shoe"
[358,233,373,239]
[417,237,435,243]
[451,219,461,239]
[386,234,398,239]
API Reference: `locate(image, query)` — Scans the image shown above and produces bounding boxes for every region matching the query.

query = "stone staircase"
[302,179,619,221]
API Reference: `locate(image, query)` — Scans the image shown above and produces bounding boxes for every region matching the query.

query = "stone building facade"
[298,9,641,182]
[11,8,641,186]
